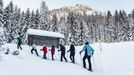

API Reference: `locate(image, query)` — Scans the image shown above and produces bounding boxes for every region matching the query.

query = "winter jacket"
[32,44,37,49]
[80,44,94,56]
[50,47,55,55]
[59,45,66,54]
[68,45,75,54]
[41,46,48,54]
[17,36,22,44]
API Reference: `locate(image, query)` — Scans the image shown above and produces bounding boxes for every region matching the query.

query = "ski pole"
[57,50,60,61]
[54,53,57,60]
[48,49,51,59]
[79,53,82,66]
[99,40,102,51]
[92,55,95,67]
[29,45,31,54]
[67,51,69,61]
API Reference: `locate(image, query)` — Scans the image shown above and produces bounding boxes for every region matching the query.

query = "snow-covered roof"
[27,29,64,38]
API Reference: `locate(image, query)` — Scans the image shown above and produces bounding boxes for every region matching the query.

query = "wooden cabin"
[27,29,64,48]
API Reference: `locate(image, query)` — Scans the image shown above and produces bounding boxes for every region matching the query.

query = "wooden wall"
[28,35,60,48]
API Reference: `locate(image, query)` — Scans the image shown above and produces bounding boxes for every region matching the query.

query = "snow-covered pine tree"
[81,11,92,43]
[0,0,3,27]
[58,17,67,44]
[34,9,40,29]
[77,19,86,45]
[66,11,78,45]
[30,10,35,29]
[0,0,4,46]
[19,11,25,34]
[86,15,94,43]
[129,9,134,40]
[0,0,3,9]
[118,10,124,41]
[82,11,88,26]
[118,10,130,41]
[51,13,58,32]
[13,6,21,40]
[3,6,9,43]
[113,10,119,42]
[122,10,130,41]
[19,8,31,44]
[94,13,103,43]
[89,14,98,43]
[0,27,4,46]
[40,1,50,31]
[40,1,48,15]
[7,2,22,43]
[4,1,14,43]
[24,8,31,32]
[96,13,105,42]
[59,17,66,34]
[104,11,113,42]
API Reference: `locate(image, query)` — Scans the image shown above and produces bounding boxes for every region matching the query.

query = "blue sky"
[3,0,134,13]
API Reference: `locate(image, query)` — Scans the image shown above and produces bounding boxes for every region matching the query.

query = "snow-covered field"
[0,42,134,75]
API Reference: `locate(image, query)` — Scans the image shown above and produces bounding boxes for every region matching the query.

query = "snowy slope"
[0,42,134,75]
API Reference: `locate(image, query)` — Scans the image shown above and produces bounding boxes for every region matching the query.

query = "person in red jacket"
[50,45,55,60]
[41,45,48,59]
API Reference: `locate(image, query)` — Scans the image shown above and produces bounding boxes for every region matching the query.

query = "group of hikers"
[30,43,74,62]
[16,33,94,72]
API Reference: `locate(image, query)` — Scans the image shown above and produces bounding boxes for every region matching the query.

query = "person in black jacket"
[67,44,75,63]
[17,32,22,50]
[58,44,67,62]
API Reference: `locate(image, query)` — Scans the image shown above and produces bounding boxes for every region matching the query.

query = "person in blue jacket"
[79,42,94,72]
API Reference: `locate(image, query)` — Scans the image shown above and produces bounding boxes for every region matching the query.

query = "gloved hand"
[79,51,82,55]
[92,51,94,55]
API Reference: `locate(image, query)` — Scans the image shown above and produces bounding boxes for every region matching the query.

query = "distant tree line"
[0,0,134,45]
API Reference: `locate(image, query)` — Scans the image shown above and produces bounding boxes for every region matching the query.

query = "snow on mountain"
[0,41,134,75]
[50,4,101,19]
